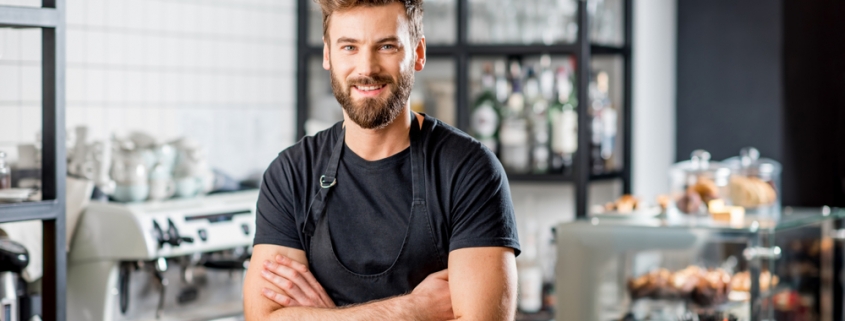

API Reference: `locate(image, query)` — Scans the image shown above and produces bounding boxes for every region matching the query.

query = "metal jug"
[0,238,29,321]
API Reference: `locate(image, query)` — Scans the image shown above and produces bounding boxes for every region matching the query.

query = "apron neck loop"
[409,115,426,202]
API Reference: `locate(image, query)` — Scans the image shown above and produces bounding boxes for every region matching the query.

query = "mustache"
[347,75,395,87]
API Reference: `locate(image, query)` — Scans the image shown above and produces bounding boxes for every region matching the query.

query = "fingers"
[275,255,336,307]
[277,255,308,273]
[262,261,317,306]
[262,257,334,307]
[262,287,300,307]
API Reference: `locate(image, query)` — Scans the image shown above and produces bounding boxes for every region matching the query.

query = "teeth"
[356,85,383,91]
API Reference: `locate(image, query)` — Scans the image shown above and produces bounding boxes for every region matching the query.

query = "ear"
[322,37,331,70]
[414,36,426,71]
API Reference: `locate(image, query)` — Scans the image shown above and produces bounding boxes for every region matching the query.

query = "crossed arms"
[242,244,517,321]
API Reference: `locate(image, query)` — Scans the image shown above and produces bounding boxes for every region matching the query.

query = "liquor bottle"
[589,70,618,174]
[549,62,578,174]
[588,70,604,174]
[539,55,555,102]
[597,71,618,171]
[409,88,425,114]
[524,66,550,174]
[470,63,501,154]
[494,60,511,105]
[499,60,531,174]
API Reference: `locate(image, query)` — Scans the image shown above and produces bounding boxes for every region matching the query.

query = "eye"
[342,45,355,51]
[381,44,396,50]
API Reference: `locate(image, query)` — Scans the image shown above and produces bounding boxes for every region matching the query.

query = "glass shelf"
[588,0,625,47]
[468,0,578,45]
[586,207,845,234]
[423,0,456,45]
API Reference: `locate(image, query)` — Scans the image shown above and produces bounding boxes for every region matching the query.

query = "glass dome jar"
[722,147,782,218]
[669,150,732,214]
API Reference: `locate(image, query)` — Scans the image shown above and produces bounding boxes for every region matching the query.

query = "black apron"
[301,116,448,306]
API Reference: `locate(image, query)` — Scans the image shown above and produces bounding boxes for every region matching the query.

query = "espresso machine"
[67,190,258,321]
[0,238,29,321]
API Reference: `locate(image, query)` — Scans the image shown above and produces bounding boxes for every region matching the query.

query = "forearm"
[256,294,419,321]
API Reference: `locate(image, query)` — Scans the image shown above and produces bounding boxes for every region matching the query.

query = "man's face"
[323,3,425,129]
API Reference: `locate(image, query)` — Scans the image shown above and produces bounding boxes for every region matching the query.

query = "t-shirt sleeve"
[448,147,521,256]
[253,156,303,250]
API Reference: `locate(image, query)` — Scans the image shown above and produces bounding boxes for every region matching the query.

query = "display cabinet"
[0,1,67,320]
[296,0,633,217]
[555,207,845,321]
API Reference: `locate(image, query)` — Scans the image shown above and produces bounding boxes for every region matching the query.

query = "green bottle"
[470,63,501,154]
[549,62,578,174]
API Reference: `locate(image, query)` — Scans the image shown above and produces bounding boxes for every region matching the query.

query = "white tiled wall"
[0,0,297,180]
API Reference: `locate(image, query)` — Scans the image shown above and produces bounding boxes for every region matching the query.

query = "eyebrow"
[335,36,401,45]
[336,37,358,45]
[375,36,400,44]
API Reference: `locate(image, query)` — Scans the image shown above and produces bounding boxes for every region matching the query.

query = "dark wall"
[677,0,845,207]
[782,0,845,207]
[676,0,783,163]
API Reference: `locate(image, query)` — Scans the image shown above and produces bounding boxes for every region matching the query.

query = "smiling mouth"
[353,84,387,92]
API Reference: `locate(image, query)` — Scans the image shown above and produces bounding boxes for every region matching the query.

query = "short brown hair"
[315,0,424,45]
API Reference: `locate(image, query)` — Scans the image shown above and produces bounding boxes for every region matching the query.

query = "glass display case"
[555,207,845,321]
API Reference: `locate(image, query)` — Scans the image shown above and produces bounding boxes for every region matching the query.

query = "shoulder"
[422,115,503,177]
[279,122,340,164]
[267,121,341,180]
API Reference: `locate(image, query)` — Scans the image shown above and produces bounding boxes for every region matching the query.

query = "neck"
[343,105,421,161]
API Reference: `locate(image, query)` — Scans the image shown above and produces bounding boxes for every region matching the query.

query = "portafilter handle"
[0,238,29,273]
[153,257,169,319]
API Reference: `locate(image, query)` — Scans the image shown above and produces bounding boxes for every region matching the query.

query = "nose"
[356,48,381,77]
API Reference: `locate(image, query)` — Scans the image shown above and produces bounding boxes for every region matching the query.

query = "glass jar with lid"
[669,150,732,214]
[722,147,782,218]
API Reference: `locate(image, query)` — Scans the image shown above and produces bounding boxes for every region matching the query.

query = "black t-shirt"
[254,115,520,272]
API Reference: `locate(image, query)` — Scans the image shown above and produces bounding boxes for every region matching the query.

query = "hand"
[410,269,454,321]
[260,255,336,308]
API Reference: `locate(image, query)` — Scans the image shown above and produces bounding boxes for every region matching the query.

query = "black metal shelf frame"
[0,2,67,321]
[303,44,625,58]
[296,0,633,218]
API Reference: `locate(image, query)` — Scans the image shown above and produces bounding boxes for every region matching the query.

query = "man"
[243,0,520,320]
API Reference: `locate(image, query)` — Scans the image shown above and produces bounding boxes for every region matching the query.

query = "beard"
[330,63,415,130]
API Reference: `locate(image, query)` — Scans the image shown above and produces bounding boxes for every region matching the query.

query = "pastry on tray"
[627,265,731,305]
[729,270,779,292]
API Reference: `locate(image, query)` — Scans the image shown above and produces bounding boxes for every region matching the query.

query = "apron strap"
[302,126,346,238]
[409,115,426,203]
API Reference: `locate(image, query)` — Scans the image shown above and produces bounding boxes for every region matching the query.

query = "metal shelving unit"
[296,0,632,218]
[0,1,66,320]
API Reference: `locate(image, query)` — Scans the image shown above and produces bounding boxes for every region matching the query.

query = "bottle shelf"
[507,171,623,183]
[591,44,627,55]
[297,0,632,214]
